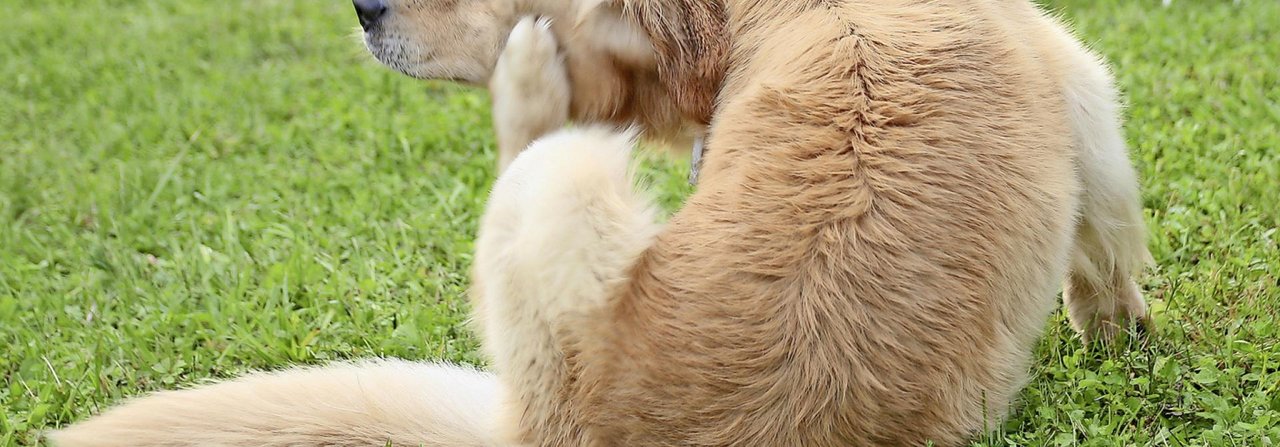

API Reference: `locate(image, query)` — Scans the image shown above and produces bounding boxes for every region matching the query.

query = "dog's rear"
[49,360,499,446]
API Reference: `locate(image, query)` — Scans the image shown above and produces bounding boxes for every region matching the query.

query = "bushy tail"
[50,360,500,447]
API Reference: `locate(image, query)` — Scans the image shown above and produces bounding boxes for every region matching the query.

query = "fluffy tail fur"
[49,360,500,447]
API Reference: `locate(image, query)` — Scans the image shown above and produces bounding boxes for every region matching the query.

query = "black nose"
[353,0,388,31]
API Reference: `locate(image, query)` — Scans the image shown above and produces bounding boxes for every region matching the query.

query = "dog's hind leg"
[1059,49,1153,344]
[490,17,571,173]
[471,127,660,444]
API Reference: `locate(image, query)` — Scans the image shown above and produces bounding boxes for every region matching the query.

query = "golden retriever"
[51,0,1152,445]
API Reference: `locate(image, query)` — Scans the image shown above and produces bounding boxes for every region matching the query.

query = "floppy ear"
[616,0,728,125]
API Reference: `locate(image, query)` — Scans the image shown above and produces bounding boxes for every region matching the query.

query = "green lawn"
[2,0,1277,445]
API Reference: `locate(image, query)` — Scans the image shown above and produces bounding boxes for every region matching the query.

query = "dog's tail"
[49,359,501,447]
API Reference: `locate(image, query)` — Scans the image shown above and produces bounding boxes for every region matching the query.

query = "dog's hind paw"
[509,17,559,61]
[495,16,564,91]
[490,16,571,171]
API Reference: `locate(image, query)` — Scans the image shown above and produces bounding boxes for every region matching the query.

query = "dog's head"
[354,0,513,85]
[353,0,727,125]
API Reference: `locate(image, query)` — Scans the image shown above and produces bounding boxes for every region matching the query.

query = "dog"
[51,0,1152,445]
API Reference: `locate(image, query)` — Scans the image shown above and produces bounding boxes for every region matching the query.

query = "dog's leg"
[472,127,660,444]
[489,17,571,173]
[1060,53,1153,344]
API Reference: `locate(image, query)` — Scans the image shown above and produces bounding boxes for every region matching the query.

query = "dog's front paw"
[491,16,571,171]
[1067,278,1153,344]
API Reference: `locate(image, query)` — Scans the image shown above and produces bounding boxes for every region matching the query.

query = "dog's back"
[553,2,1082,444]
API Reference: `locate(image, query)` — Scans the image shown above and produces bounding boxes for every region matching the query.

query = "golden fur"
[52,1,1152,445]
[472,1,1151,444]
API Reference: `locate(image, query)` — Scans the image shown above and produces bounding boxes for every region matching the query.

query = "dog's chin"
[363,36,482,85]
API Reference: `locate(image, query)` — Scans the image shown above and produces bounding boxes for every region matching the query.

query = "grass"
[1,0,1276,445]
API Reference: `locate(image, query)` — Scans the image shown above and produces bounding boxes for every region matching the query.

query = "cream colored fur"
[489,18,571,172]
[473,127,663,444]
[50,360,500,446]
[54,1,1152,445]
[1051,34,1153,341]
